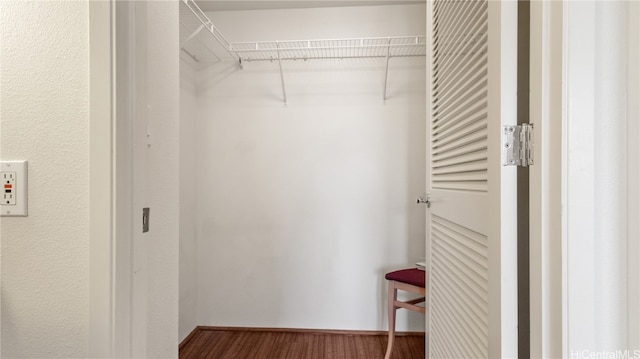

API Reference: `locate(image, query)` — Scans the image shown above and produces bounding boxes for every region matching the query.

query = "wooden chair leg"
[384,281,397,359]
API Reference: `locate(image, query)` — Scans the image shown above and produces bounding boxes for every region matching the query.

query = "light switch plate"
[1,161,28,216]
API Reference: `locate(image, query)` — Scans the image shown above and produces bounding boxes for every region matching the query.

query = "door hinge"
[503,124,534,167]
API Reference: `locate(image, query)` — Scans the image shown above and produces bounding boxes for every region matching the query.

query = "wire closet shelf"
[230,37,427,62]
[180,0,427,103]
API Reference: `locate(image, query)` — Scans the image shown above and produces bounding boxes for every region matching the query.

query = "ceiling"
[195,1,426,12]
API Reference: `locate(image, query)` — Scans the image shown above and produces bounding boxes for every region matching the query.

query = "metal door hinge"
[503,124,534,167]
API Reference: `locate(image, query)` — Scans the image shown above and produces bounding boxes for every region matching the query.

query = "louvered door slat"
[432,139,486,162]
[434,48,487,114]
[431,0,488,195]
[432,1,460,52]
[432,244,487,304]
[433,1,477,65]
[431,212,490,358]
[433,6,486,86]
[431,160,487,176]
[434,80,487,129]
[432,274,488,345]
[431,262,488,329]
[434,126,487,155]
[433,10,485,87]
[432,223,488,274]
[431,298,481,358]
[433,0,478,62]
[432,108,487,142]
[432,151,486,170]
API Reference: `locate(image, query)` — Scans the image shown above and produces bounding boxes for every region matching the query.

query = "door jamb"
[88,1,115,356]
[528,1,563,357]
[517,2,531,357]
[628,1,640,350]
[88,1,137,357]
[113,1,136,357]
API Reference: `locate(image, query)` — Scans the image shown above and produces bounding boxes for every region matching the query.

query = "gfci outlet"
[3,172,16,205]
[0,161,28,216]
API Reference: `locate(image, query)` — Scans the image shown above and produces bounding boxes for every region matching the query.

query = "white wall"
[140,2,181,357]
[180,59,199,341]
[189,4,426,332]
[0,2,90,357]
[563,1,639,355]
[628,0,640,350]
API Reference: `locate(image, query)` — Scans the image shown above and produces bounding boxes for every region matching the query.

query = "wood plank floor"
[180,328,425,359]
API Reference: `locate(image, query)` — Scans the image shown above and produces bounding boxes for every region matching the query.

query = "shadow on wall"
[196,61,243,93]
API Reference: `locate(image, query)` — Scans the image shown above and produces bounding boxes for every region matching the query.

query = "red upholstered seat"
[384,268,425,288]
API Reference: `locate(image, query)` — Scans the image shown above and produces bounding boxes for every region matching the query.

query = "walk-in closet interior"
[178,0,428,342]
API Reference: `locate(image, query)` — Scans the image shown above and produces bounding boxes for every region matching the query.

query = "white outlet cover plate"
[1,161,28,216]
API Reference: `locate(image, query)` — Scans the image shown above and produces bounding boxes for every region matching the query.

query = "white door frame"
[88,1,116,357]
[90,1,183,356]
[88,1,137,357]
[530,1,640,357]
[528,1,563,357]
[113,1,137,357]
[563,1,633,352]
[627,0,640,351]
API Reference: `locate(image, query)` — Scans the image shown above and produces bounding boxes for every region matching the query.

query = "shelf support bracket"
[277,43,288,106]
[383,38,392,103]
[182,0,242,67]
[181,24,205,50]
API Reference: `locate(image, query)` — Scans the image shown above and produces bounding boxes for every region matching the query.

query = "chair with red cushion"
[384,268,426,359]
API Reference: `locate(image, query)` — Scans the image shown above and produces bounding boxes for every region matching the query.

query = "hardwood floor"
[180,327,425,359]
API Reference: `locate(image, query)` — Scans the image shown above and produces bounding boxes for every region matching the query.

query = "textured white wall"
[0,2,90,357]
[189,4,426,332]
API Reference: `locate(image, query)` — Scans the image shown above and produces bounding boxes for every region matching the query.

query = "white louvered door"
[426,1,518,358]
